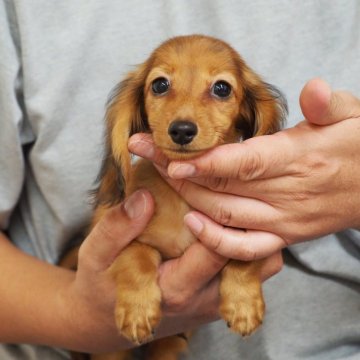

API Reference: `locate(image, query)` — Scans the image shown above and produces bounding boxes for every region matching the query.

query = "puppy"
[72,35,286,359]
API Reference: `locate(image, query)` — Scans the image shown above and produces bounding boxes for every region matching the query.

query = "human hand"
[61,190,156,351]
[156,241,281,338]
[0,191,155,352]
[128,78,360,262]
[0,189,251,353]
[64,189,270,353]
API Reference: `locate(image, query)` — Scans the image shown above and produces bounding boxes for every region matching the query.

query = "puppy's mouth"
[160,146,209,160]
[167,147,200,153]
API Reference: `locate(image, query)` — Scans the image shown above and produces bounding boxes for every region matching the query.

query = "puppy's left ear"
[237,67,287,139]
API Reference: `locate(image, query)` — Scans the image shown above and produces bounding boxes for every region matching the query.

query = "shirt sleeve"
[0,0,30,230]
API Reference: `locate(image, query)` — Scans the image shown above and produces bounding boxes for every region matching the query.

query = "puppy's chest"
[128,159,197,259]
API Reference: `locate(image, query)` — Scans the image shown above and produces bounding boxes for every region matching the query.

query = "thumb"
[300,78,360,125]
[79,189,155,272]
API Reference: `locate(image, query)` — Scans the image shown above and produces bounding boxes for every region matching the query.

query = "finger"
[165,177,279,230]
[79,189,155,272]
[159,241,227,296]
[131,135,264,198]
[166,134,296,181]
[258,252,283,281]
[300,78,360,125]
[184,212,287,261]
[128,133,170,169]
[184,173,296,201]
[157,278,221,327]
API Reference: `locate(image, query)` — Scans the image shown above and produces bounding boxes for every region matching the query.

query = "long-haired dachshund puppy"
[65,34,286,360]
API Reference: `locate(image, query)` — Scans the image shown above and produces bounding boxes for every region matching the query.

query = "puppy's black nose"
[168,120,198,145]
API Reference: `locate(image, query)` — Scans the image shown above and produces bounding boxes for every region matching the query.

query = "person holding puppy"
[0,1,359,359]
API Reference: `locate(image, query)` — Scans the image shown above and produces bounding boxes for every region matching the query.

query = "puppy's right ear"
[237,66,287,139]
[95,62,150,206]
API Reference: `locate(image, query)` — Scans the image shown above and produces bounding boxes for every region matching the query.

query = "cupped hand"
[128,78,360,262]
[64,189,275,353]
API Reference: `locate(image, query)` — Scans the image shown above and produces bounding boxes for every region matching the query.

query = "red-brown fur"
[64,35,286,359]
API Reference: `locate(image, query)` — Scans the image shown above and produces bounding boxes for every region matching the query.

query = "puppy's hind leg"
[109,241,162,345]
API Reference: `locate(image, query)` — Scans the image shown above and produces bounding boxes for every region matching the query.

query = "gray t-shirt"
[1,1,359,359]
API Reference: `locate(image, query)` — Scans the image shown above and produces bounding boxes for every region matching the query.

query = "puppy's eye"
[151,77,170,95]
[211,81,232,98]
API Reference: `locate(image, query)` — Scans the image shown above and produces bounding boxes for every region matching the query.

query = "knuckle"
[92,207,126,244]
[204,160,217,177]
[237,147,264,180]
[239,243,257,261]
[288,190,313,202]
[212,203,233,226]
[206,249,227,269]
[163,291,191,313]
[206,176,230,192]
[206,228,225,253]
[296,153,330,181]
[95,214,117,242]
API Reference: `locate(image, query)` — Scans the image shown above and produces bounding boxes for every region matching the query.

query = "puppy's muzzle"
[168,120,198,145]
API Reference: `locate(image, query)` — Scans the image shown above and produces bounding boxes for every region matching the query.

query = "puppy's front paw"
[115,284,162,345]
[220,285,265,336]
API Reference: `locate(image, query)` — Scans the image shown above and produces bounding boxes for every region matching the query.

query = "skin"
[0,188,279,353]
[5,78,353,353]
[128,78,360,261]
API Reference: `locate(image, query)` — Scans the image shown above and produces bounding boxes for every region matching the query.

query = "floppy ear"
[94,63,150,206]
[237,67,287,139]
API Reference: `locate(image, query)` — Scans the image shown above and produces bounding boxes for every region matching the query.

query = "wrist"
[58,272,131,353]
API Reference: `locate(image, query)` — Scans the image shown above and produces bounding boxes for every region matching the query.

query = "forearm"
[0,231,128,352]
[0,231,72,346]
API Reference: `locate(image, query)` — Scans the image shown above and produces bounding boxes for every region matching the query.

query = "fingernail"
[184,213,204,235]
[124,190,147,219]
[128,139,155,159]
[168,163,196,179]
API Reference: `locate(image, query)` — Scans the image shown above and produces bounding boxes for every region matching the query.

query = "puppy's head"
[98,35,287,203]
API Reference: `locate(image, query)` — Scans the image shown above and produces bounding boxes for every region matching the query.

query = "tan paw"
[115,289,162,345]
[220,290,265,336]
